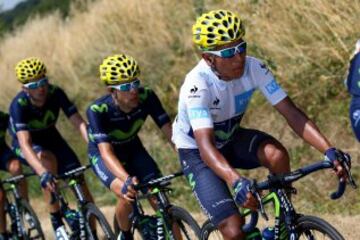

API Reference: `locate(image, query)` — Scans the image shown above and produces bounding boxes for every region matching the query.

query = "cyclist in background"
[172,9,348,240]
[346,39,360,140]
[9,57,95,238]
[0,110,28,239]
[87,54,172,240]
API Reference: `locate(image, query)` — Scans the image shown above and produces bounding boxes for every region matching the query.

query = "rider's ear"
[202,53,214,66]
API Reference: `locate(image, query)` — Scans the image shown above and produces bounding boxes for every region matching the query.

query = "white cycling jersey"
[172,56,287,149]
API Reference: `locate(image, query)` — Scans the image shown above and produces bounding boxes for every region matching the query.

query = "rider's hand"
[232,177,258,211]
[40,171,56,192]
[324,148,349,180]
[121,176,138,202]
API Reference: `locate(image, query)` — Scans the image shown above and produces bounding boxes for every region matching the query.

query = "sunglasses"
[109,79,141,91]
[23,77,48,89]
[204,41,247,58]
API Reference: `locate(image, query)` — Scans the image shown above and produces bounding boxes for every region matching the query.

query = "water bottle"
[262,227,275,240]
[55,225,70,240]
[63,208,80,232]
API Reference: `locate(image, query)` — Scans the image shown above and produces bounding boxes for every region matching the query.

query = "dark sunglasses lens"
[27,83,39,89]
[132,80,140,88]
[237,42,247,53]
[221,48,236,58]
[119,84,131,91]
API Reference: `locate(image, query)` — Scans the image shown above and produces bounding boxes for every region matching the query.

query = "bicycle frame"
[54,165,91,239]
[242,190,298,240]
[1,173,34,238]
[132,171,184,240]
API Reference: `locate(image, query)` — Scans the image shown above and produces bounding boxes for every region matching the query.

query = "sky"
[0,0,26,11]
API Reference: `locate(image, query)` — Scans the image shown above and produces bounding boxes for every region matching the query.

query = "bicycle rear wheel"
[20,199,45,240]
[296,215,345,240]
[169,206,201,240]
[84,202,115,240]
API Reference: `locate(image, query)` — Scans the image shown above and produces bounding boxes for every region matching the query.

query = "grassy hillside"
[0,0,359,214]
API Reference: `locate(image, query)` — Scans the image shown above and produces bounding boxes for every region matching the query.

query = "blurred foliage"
[0,0,95,37]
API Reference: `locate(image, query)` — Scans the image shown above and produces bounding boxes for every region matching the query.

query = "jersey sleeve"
[86,104,111,144]
[143,88,171,128]
[183,76,213,130]
[346,52,360,96]
[55,87,78,118]
[251,59,287,105]
[9,97,29,132]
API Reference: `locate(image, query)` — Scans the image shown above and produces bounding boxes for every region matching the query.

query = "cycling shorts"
[178,128,274,226]
[12,136,81,175]
[88,138,161,189]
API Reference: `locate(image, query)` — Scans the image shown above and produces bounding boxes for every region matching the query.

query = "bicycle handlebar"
[55,164,91,180]
[1,172,36,184]
[243,157,357,232]
[133,171,183,191]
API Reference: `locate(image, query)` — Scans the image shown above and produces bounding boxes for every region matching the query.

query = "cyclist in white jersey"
[172,9,348,240]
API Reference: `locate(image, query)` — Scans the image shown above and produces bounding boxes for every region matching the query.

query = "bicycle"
[200,154,357,240]
[51,164,115,240]
[1,173,44,239]
[113,171,201,240]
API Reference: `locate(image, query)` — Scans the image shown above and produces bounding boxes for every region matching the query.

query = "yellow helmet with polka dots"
[15,57,47,84]
[99,54,140,85]
[192,9,245,50]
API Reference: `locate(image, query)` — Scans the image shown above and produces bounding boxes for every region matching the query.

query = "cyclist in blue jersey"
[9,57,95,237]
[0,110,28,239]
[346,40,360,140]
[87,54,172,240]
[172,10,349,240]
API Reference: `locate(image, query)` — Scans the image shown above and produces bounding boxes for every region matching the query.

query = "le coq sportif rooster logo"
[190,85,198,94]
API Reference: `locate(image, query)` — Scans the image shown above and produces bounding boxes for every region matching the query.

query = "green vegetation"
[0,0,359,216]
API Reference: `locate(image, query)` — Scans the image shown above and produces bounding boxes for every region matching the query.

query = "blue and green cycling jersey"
[86,87,170,150]
[9,84,78,141]
[346,52,360,96]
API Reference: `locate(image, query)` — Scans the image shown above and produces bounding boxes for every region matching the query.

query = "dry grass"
[0,0,359,214]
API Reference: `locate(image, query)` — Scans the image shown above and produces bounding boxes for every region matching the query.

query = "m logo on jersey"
[265,80,280,95]
[213,97,220,106]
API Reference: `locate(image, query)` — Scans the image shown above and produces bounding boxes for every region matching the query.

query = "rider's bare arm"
[274,97,332,153]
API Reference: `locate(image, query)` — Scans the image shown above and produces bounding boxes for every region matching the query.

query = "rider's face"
[22,77,49,106]
[111,88,140,112]
[203,39,247,81]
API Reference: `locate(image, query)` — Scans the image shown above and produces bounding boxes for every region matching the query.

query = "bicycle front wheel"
[200,219,220,240]
[84,202,115,240]
[296,215,345,240]
[20,199,45,240]
[169,206,201,240]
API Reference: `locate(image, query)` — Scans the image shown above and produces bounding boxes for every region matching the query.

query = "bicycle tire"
[113,206,201,239]
[200,219,218,240]
[19,199,45,240]
[296,215,345,240]
[84,202,115,240]
[168,205,201,239]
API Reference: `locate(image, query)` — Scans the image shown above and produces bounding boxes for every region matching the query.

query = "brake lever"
[250,181,268,221]
[343,161,357,189]
[254,191,268,221]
